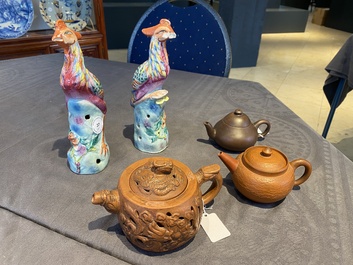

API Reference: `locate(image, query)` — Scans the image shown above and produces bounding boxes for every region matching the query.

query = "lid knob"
[152,159,173,174]
[260,147,272,157]
[234,109,243,115]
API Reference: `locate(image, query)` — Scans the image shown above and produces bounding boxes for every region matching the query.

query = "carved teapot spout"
[92,189,120,214]
[92,157,223,252]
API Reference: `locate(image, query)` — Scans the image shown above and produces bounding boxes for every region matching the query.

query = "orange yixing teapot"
[204,109,271,152]
[218,146,312,203]
[92,157,223,252]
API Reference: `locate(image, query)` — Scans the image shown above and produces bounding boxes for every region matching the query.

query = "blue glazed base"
[66,99,110,174]
[133,97,168,153]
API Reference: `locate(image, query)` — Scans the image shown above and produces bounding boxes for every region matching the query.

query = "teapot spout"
[204,121,216,140]
[92,189,120,214]
[218,152,239,173]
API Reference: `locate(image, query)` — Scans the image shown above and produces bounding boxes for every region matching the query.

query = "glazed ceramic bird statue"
[131,19,176,106]
[52,19,106,115]
[130,19,176,153]
[52,19,109,174]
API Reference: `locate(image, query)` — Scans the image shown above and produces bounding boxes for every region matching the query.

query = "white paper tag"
[257,127,264,138]
[200,213,231,243]
[92,117,103,134]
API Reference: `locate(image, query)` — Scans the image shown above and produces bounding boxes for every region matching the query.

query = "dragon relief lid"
[129,158,188,201]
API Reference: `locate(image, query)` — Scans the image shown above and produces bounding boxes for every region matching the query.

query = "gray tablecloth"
[1,54,353,264]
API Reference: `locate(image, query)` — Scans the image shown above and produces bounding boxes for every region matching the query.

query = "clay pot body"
[204,109,271,152]
[92,157,223,252]
[218,146,312,203]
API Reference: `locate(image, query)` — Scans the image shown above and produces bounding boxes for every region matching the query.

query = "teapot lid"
[222,109,251,127]
[243,146,288,173]
[128,158,188,201]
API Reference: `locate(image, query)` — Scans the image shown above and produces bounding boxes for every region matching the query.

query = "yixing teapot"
[92,157,223,252]
[218,146,312,203]
[204,109,271,152]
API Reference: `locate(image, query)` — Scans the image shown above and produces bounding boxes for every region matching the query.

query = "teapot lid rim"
[242,146,288,173]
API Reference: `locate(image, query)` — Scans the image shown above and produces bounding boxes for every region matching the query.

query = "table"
[1,54,353,264]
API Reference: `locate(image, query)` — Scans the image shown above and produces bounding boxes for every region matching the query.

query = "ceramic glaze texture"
[92,157,223,252]
[52,19,109,174]
[67,99,109,174]
[134,95,169,153]
[130,19,175,153]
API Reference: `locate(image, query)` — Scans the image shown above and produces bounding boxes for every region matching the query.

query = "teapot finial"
[261,147,272,157]
[152,159,173,174]
[234,109,243,115]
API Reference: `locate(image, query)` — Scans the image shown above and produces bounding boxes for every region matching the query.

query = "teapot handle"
[253,119,271,138]
[290,159,312,186]
[196,164,223,205]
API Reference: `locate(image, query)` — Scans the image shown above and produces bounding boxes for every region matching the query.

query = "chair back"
[127,0,232,77]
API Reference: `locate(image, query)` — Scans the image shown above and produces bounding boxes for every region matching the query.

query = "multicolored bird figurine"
[52,19,107,115]
[131,19,176,153]
[52,19,109,174]
[131,18,176,106]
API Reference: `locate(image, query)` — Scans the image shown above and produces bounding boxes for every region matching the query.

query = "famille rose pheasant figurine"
[131,19,176,153]
[52,19,110,174]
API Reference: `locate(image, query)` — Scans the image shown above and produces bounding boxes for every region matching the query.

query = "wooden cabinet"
[0,0,108,60]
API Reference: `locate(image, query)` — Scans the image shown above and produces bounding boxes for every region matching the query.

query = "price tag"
[257,127,269,138]
[92,117,103,134]
[200,213,231,243]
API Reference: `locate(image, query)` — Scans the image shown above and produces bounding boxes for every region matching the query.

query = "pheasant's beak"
[159,32,176,41]
[52,32,76,45]
[168,32,176,39]
[52,34,63,42]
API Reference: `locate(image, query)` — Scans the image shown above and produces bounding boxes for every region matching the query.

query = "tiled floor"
[108,14,353,161]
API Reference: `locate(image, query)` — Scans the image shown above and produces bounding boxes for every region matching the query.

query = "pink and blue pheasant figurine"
[52,19,110,174]
[131,19,176,153]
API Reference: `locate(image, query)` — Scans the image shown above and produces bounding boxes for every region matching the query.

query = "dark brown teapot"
[92,157,223,252]
[218,146,312,203]
[204,109,271,152]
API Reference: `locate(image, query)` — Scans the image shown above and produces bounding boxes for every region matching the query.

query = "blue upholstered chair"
[127,0,232,77]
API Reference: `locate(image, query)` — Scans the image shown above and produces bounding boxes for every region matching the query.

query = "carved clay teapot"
[92,157,223,252]
[204,109,271,152]
[218,146,312,203]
